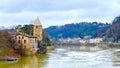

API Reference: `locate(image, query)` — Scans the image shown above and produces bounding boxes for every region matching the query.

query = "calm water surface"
[0,46,120,68]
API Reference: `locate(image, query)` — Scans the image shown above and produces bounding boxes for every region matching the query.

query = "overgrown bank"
[0,30,20,60]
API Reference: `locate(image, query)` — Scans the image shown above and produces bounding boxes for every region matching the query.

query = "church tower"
[33,17,42,40]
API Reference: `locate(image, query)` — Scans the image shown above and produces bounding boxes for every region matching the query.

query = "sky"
[0,0,120,28]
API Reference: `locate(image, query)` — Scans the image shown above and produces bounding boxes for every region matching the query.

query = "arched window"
[18,36,20,39]
[24,40,26,44]
[18,40,20,44]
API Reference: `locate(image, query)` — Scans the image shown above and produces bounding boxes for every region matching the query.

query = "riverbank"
[0,46,55,61]
[0,46,20,61]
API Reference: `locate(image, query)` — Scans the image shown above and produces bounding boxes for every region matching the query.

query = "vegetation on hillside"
[45,16,120,42]
[45,22,110,39]
[105,16,120,42]
[0,30,18,56]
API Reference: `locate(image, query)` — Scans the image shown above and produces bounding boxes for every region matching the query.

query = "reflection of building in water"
[19,56,47,68]
[16,17,42,55]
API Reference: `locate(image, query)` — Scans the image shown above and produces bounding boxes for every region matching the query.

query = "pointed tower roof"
[34,17,42,25]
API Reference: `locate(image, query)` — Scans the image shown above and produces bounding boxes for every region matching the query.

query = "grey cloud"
[0,0,120,28]
[0,0,118,13]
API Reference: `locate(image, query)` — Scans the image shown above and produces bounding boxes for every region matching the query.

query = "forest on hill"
[45,16,120,42]
[45,22,110,39]
[105,16,120,42]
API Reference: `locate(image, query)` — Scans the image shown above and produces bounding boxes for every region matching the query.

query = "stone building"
[16,17,42,55]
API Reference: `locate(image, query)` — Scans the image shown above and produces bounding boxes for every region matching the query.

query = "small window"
[18,40,20,44]
[18,37,20,39]
[36,26,38,29]
[22,37,24,39]
[24,40,26,44]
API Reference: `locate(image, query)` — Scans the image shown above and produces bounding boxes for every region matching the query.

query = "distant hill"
[45,16,120,42]
[44,22,110,40]
[105,16,120,42]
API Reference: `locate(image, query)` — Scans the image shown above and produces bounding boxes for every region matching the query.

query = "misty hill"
[44,22,110,40]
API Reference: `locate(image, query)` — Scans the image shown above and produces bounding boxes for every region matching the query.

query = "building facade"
[16,17,42,55]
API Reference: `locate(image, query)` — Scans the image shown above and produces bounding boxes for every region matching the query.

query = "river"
[0,45,120,68]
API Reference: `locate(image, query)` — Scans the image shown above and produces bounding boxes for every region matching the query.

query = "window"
[18,40,20,44]
[18,37,20,39]
[22,37,24,39]
[36,26,38,29]
[24,40,26,44]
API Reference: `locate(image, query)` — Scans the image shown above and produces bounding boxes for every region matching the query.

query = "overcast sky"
[0,0,120,28]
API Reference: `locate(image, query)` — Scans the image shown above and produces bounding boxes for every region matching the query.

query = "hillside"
[45,22,110,40]
[105,16,120,42]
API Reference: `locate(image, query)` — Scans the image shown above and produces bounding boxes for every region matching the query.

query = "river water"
[0,45,120,68]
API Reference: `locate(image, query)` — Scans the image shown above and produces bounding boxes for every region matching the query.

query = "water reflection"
[1,45,120,68]
[112,49,120,67]
[58,45,103,51]
[0,54,48,68]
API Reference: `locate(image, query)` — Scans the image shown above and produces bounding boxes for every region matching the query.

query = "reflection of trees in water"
[59,45,81,51]
[59,45,83,50]
[112,49,120,66]
[59,45,106,51]
[0,54,48,68]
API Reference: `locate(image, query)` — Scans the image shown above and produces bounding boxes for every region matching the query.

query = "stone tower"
[33,17,42,40]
